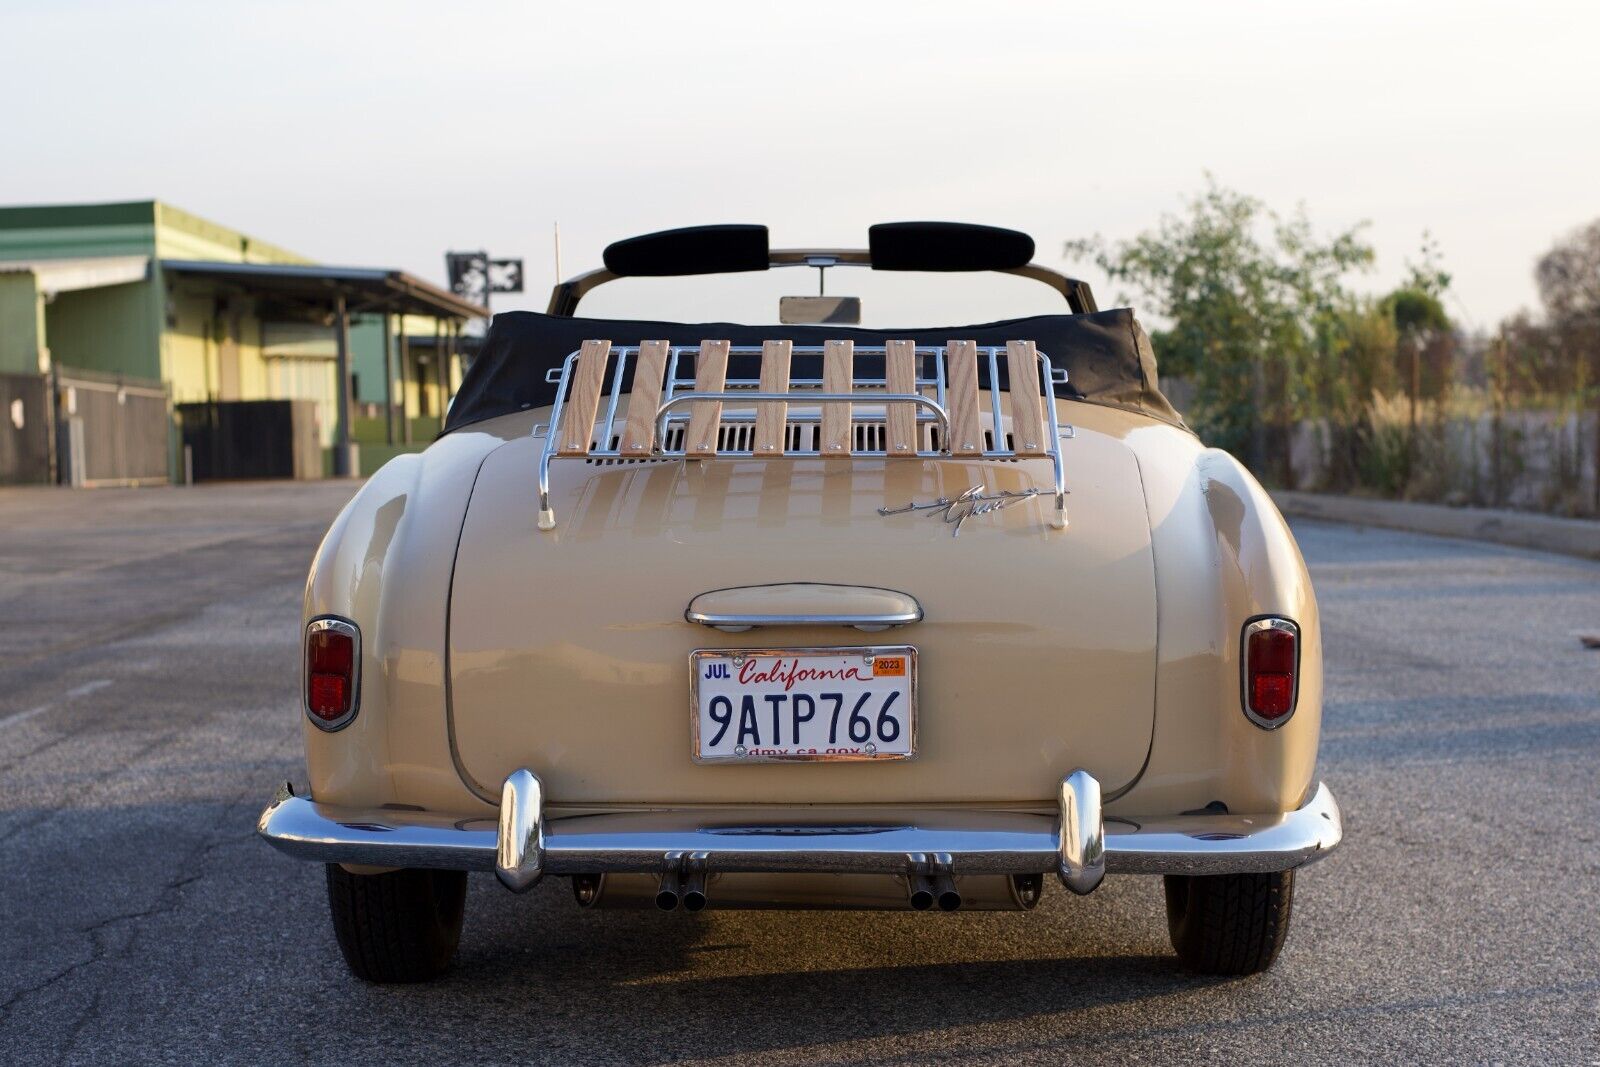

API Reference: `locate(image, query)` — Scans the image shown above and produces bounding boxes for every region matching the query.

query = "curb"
[1274,491,1600,562]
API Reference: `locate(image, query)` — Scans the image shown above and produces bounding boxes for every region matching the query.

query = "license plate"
[690,646,917,762]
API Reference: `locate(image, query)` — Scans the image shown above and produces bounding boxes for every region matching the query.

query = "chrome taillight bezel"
[1240,616,1299,730]
[304,615,361,732]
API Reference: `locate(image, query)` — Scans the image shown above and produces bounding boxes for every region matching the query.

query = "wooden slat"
[884,339,918,455]
[684,340,730,457]
[1005,340,1048,455]
[753,340,793,454]
[820,340,854,455]
[946,340,983,455]
[557,339,611,455]
[620,339,670,454]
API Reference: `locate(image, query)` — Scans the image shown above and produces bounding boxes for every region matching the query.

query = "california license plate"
[690,646,917,762]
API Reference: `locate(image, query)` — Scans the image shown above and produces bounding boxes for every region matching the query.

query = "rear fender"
[1116,436,1322,817]
[301,430,508,813]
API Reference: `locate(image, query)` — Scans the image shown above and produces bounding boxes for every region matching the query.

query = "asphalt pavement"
[1,482,1597,1065]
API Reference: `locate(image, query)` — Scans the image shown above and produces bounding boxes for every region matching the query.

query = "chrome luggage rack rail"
[535,339,1071,531]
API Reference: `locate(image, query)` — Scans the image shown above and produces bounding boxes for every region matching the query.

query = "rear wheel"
[325,865,467,983]
[1163,870,1294,975]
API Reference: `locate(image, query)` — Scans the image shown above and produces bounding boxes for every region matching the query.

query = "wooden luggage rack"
[535,339,1070,531]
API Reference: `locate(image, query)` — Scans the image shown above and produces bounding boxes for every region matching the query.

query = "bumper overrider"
[258,769,1342,895]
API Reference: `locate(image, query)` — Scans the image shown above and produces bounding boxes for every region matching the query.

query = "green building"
[0,200,482,483]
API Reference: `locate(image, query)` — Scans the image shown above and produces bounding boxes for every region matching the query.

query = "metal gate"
[0,372,53,485]
[53,366,170,487]
[176,399,322,481]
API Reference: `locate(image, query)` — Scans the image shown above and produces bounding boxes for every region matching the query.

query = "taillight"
[1242,617,1298,728]
[305,617,360,730]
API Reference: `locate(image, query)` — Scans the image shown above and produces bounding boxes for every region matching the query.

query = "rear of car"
[260,224,1341,982]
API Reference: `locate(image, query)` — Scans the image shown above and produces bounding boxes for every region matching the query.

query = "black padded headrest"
[602,225,770,277]
[869,222,1035,272]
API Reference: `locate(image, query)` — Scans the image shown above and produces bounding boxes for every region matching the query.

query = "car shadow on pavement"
[370,874,1237,1063]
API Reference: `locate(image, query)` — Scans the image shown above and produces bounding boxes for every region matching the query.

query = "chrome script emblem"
[878,486,1041,537]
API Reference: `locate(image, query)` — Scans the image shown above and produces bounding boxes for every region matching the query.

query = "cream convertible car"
[260,223,1341,982]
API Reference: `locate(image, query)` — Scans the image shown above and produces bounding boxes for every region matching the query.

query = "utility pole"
[382,311,397,446]
[1405,336,1420,487]
[332,292,357,477]
[1491,332,1506,507]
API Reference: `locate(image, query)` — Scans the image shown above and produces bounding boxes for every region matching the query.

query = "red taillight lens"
[1244,620,1297,726]
[308,672,347,715]
[305,622,358,727]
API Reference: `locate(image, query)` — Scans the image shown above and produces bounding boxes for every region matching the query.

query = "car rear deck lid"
[685,583,922,632]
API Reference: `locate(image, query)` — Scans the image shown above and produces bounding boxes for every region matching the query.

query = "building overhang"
[0,255,151,297]
[159,259,486,321]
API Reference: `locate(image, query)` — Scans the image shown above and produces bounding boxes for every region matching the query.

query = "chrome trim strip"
[260,780,1342,879]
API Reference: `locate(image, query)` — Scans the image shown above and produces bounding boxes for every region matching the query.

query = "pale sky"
[3,0,1598,330]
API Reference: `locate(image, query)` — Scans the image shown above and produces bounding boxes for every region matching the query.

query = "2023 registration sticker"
[691,647,917,762]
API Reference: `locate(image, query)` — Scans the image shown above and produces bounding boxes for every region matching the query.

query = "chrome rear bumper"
[258,769,1341,894]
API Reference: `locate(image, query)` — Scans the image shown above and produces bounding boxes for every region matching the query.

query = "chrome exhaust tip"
[933,873,961,911]
[681,868,708,912]
[907,875,935,911]
[655,869,682,911]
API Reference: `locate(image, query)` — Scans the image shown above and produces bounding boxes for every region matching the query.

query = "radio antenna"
[553,222,563,285]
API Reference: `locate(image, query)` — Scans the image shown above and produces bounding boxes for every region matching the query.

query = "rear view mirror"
[779,295,862,325]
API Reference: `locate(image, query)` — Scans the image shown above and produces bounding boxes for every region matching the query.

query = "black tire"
[1164,869,1294,975]
[325,865,467,983]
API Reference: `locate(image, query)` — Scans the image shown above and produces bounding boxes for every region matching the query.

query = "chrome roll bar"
[545,248,1099,318]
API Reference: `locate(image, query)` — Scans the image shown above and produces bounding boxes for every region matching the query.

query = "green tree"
[1066,180,1374,478]
[1309,299,1398,489]
[1381,283,1451,483]
[1383,231,1454,444]
[1533,219,1600,509]
[1535,219,1600,366]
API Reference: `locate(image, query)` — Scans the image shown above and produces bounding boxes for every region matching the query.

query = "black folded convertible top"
[443,308,1186,434]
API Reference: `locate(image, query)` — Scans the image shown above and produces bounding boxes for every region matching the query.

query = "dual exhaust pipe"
[906,872,962,911]
[654,864,708,912]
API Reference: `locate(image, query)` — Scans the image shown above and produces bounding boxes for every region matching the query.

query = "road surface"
[1,483,1596,1065]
